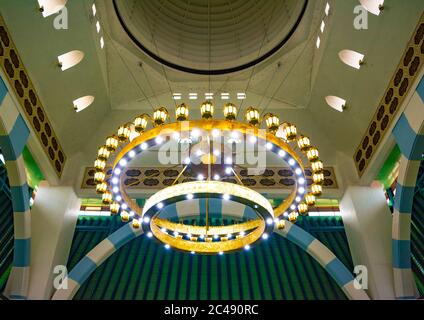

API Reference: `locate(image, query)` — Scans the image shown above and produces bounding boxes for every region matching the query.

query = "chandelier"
[92,102,324,254]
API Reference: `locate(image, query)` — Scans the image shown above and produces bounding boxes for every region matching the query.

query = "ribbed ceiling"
[114,0,307,74]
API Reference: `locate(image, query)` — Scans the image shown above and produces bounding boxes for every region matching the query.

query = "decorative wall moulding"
[354,14,424,177]
[0,15,66,177]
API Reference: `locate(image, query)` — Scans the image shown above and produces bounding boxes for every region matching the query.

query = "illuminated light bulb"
[262,233,269,240]
[298,187,306,194]
[295,168,302,176]
[290,204,296,210]
[295,196,301,202]
[113,186,119,193]
[187,194,194,200]
[288,211,298,223]
[121,203,128,210]
[213,234,219,240]
[266,218,273,225]
[225,167,232,175]
[115,195,122,202]
[110,202,120,215]
[223,194,230,201]
[173,231,179,237]
[114,168,121,175]
[311,160,324,174]
[155,136,163,144]
[119,159,127,167]
[298,202,308,216]
[213,174,220,181]
[211,129,220,138]
[140,143,148,150]
[240,231,246,236]
[278,150,286,157]
[288,158,296,166]
[213,149,220,156]
[307,147,319,161]
[112,177,119,185]
[117,124,131,142]
[280,123,297,142]
[120,211,129,222]
[219,251,224,255]
[223,103,237,120]
[263,113,280,133]
[96,182,107,194]
[191,251,195,255]
[129,150,136,158]
[266,142,273,150]
[298,178,305,185]
[147,232,153,238]
[249,136,257,144]
[311,184,323,196]
[197,174,204,181]
[143,216,150,223]
[200,101,214,119]
[244,245,251,251]
[161,227,167,233]
[227,234,232,238]
[184,157,191,165]
[165,244,171,250]
[157,202,164,209]
[305,193,316,206]
[225,157,232,164]
[94,171,106,184]
[132,219,141,229]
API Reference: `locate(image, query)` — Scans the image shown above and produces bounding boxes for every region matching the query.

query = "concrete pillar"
[340,186,395,300]
[27,182,80,300]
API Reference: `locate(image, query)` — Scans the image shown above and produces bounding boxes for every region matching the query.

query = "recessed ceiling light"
[237,93,246,100]
[173,93,182,100]
[325,2,330,16]
[316,36,321,49]
[189,93,198,100]
[92,3,97,16]
[73,95,94,112]
[100,37,105,49]
[96,21,101,33]
[320,20,325,33]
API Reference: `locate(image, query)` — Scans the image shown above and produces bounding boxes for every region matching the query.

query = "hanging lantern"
[97,145,110,161]
[175,103,189,121]
[297,135,311,152]
[121,210,129,222]
[132,218,141,229]
[263,113,280,133]
[117,123,131,142]
[105,135,119,152]
[298,202,308,215]
[280,123,297,141]
[96,182,107,194]
[313,172,324,185]
[306,147,319,161]
[110,202,120,215]
[245,107,260,126]
[311,160,324,173]
[134,114,149,133]
[277,220,286,230]
[190,236,199,242]
[305,193,316,206]
[311,184,323,196]
[153,107,169,126]
[200,101,214,119]
[94,171,106,184]
[288,211,298,223]
[102,191,112,205]
[94,158,106,172]
[223,103,237,120]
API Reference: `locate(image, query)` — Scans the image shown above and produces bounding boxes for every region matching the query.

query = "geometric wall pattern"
[354,13,424,176]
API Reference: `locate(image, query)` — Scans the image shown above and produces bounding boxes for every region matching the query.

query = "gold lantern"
[200,101,214,119]
[297,135,311,152]
[102,191,112,205]
[305,193,316,206]
[132,218,141,229]
[223,103,237,120]
[117,123,131,142]
[110,202,120,215]
[277,220,286,230]
[311,184,323,196]
[298,202,308,215]
[105,135,119,152]
[280,123,297,141]
[245,107,260,126]
[311,160,324,173]
[313,172,324,185]
[121,210,129,222]
[263,113,280,133]
[190,236,199,242]
[134,114,149,133]
[97,145,110,161]
[94,158,106,172]
[94,171,106,184]
[175,103,189,121]
[96,182,107,194]
[288,211,298,223]
[153,107,169,126]
[306,147,319,161]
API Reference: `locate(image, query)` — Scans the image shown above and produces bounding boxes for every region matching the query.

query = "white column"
[27,182,80,300]
[340,186,395,300]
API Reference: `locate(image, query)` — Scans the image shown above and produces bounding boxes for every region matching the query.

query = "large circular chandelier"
[93,102,324,254]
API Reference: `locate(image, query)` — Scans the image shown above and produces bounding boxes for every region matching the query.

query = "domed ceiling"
[113,0,308,74]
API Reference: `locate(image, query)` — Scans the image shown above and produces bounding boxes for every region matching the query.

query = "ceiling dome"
[113,0,308,74]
